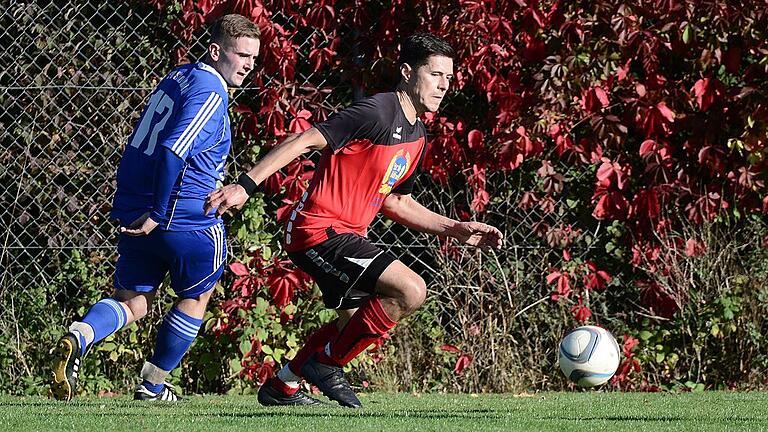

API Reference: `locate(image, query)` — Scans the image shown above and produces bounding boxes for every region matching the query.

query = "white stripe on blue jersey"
[170,92,222,158]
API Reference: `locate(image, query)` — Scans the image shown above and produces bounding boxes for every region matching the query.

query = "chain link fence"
[0,1,588,392]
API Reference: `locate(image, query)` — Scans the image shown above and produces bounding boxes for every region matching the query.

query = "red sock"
[266,376,299,395]
[287,320,339,377]
[318,297,397,367]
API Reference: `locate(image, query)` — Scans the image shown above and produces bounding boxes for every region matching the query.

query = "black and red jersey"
[284,92,427,252]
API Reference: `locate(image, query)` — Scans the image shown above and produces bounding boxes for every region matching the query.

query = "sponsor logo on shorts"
[306,249,350,284]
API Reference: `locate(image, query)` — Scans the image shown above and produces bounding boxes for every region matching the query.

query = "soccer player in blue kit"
[50,14,260,401]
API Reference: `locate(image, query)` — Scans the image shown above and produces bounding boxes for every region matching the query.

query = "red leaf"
[637,279,679,318]
[470,188,490,213]
[551,272,571,300]
[571,303,592,322]
[256,358,275,386]
[581,86,609,113]
[622,335,639,357]
[518,191,539,210]
[684,238,706,257]
[288,109,313,133]
[595,159,628,190]
[638,103,675,137]
[467,129,484,151]
[454,354,473,375]
[266,265,302,308]
[656,102,675,122]
[593,191,629,220]
[229,262,249,276]
[639,139,658,157]
[630,188,661,221]
[546,270,562,285]
[692,78,724,112]
[440,344,461,353]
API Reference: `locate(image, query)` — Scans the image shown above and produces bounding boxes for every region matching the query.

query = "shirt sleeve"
[150,146,186,224]
[161,89,224,159]
[314,97,386,152]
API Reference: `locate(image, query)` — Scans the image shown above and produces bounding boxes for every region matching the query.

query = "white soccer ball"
[558,325,621,387]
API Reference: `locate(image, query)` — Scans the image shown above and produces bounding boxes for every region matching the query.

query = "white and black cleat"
[50,333,82,401]
[134,382,182,401]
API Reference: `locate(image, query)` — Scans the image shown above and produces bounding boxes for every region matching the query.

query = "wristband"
[236,173,260,196]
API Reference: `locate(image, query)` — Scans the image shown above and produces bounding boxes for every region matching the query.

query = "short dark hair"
[210,14,260,47]
[398,32,455,69]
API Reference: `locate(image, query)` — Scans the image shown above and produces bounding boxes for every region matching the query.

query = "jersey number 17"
[129,89,174,156]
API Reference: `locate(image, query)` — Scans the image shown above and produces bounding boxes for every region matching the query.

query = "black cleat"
[134,382,181,401]
[50,333,82,401]
[257,377,325,406]
[300,353,362,408]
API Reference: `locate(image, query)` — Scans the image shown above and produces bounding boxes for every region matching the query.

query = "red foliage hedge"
[144,0,768,388]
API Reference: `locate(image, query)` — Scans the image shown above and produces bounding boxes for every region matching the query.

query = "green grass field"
[1,392,766,432]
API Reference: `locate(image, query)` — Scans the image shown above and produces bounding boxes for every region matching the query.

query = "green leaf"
[272,348,286,362]
[682,24,691,43]
[229,358,242,374]
[239,340,251,355]
[710,324,720,337]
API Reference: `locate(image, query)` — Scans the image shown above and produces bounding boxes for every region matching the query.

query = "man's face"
[406,55,454,113]
[212,37,260,87]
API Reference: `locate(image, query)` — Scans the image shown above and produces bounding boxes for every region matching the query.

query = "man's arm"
[120,146,185,236]
[381,193,503,249]
[204,127,328,217]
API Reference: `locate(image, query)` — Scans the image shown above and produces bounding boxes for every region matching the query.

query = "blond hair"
[210,14,260,47]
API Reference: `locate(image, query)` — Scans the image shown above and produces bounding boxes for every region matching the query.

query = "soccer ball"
[558,325,621,387]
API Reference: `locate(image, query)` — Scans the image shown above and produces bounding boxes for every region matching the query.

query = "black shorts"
[288,231,396,310]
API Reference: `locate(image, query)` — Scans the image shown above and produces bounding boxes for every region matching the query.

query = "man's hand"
[453,221,503,250]
[120,212,159,236]
[204,184,249,217]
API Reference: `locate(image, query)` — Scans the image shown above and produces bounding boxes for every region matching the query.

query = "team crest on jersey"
[378,150,412,194]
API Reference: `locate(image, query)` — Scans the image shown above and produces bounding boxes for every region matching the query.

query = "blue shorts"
[114,223,227,299]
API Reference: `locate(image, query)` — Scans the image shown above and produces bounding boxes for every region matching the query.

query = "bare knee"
[392,275,427,316]
[175,288,214,319]
[376,260,427,319]
[114,290,153,322]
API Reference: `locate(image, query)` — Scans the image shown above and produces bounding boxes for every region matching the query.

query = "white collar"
[198,62,228,92]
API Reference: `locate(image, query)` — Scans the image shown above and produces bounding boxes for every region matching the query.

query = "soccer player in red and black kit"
[204,32,503,408]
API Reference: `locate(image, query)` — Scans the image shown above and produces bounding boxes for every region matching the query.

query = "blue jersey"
[112,62,231,231]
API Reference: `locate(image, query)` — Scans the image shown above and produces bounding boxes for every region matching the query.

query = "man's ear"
[400,63,413,83]
[208,43,222,62]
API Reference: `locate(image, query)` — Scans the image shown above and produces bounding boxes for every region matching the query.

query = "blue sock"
[80,298,128,356]
[143,307,202,393]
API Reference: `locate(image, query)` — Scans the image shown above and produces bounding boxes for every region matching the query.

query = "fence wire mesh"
[0,0,586,391]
